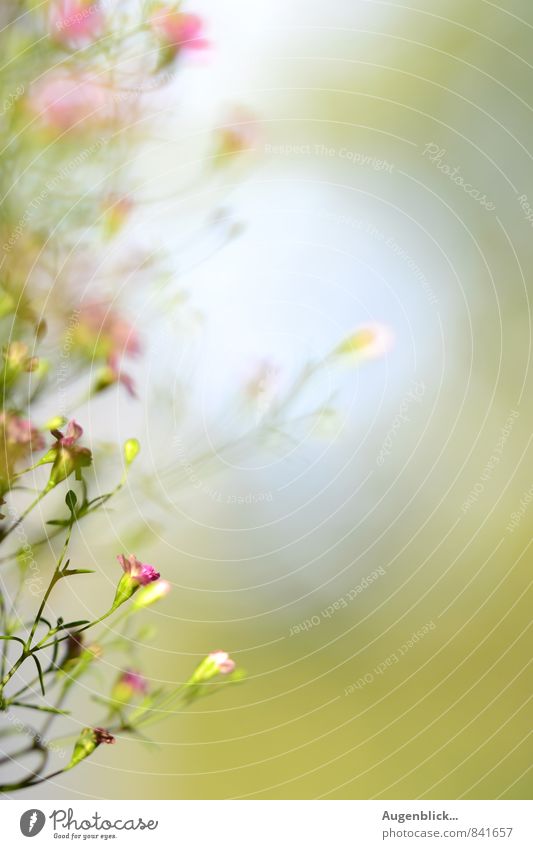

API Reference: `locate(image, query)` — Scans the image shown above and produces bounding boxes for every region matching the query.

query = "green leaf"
[59,620,90,629]
[0,635,26,646]
[10,702,70,715]
[61,568,94,577]
[65,490,77,513]
[32,654,46,697]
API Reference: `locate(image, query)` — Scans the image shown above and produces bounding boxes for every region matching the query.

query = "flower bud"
[190,651,236,684]
[60,633,84,669]
[183,651,238,705]
[44,420,92,487]
[335,323,394,361]
[44,415,67,431]
[124,438,140,466]
[47,444,92,487]
[111,669,148,704]
[132,579,171,609]
[66,727,115,771]
[111,555,160,610]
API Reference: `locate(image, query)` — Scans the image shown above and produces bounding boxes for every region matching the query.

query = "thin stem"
[0,765,64,793]
[0,485,51,543]
[26,520,74,650]
[0,650,29,690]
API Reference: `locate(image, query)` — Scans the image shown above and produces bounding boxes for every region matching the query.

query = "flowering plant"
[0,0,245,794]
[0,1,392,795]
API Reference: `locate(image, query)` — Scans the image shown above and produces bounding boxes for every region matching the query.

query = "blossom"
[111,669,148,706]
[190,650,236,684]
[0,412,44,452]
[120,669,148,693]
[53,419,83,446]
[117,554,160,586]
[0,412,45,493]
[77,302,141,360]
[208,651,236,675]
[49,0,105,48]
[28,72,111,132]
[3,341,39,374]
[112,669,148,704]
[45,419,92,486]
[112,555,160,610]
[94,354,137,398]
[67,727,115,771]
[335,323,394,360]
[150,7,209,58]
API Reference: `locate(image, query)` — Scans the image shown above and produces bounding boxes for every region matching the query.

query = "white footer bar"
[3,799,531,848]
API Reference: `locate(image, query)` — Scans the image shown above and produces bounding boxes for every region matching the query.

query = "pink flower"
[47,419,92,486]
[1,412,45,452]
[117,554,160,586]
[208,651,236,675]
[49,0,105,48]
[119,669,148,694]
[52,418,83,447]
[0,412,45,493]
[150,7,209,55]
[78,302,141,359]
[108,354,137,397]
[29,72,111,132]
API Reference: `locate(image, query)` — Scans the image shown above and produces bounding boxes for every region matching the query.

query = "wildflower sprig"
[0,0,252,796]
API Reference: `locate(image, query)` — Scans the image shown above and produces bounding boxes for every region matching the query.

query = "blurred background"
[9,0,532,799]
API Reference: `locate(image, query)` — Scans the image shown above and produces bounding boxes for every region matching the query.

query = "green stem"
[0,650,29,690]
[25,520,74,650]
[0,765,63,793]
[36,601,123,653]
[0,485,52,543]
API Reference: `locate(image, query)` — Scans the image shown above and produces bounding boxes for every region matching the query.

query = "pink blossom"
[208,651,236,674]
[107,354,137,397]
[1,412,45,452]
[47,419,92,486]
[79,302,141,359]
[117,554,160,586]
[119,669,148,694]
[29,72,111,131]
[52,419,83,447]
[0,411,45,493]
[150,8,209,54]
[49,1,105,48]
